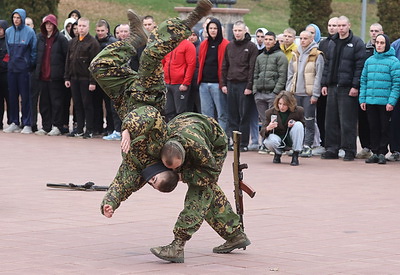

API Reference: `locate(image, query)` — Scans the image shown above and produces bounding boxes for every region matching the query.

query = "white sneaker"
[312,146,325,156]
[248,144,259,151]
[338,149,345,158]
[21,126,33,134]
[3,123,21,133]
[35,129,48,136]
[48,126,61,136]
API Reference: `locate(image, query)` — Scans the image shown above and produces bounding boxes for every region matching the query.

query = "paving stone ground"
[1,131,400,274]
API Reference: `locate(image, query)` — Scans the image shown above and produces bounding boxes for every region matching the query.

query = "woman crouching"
[260,91,305,166]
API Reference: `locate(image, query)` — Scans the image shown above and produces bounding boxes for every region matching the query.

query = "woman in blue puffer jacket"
[359,34,400,164]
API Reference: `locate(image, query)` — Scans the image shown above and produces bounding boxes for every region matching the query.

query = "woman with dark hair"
[260,91,305,166]
[359,34,400,164]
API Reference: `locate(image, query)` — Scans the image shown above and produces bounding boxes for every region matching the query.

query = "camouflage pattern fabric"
[173,183,241,241]
[100,105,167,213]
[89,17,191,120]
[167,113,228,186]
[167,113,242,241]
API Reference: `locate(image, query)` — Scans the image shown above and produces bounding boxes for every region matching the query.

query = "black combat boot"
[290,151,299,166]
[273,153,281,163]
[183,0,213,29]
[126,9,147,49]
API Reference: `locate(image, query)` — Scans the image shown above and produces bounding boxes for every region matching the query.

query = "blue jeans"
[199,82,228,132]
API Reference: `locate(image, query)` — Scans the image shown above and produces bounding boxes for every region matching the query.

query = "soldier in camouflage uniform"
[100,105,178,217]
[89,0,214,218]
[150,113,251,263]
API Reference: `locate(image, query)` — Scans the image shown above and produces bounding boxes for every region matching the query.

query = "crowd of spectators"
[1,8,400,164]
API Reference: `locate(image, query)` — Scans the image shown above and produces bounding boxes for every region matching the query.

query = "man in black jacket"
[64,17,100,138]
[320,16,365,161]
[221,20,258,152]
[35,14,68,136]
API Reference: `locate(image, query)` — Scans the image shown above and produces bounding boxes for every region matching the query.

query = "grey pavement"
[1,131,400,274]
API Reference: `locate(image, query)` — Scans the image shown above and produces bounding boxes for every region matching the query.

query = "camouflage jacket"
[167,113,228,187]
[102,105,167,211]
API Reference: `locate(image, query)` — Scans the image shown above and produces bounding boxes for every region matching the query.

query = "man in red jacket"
[162,38,196,121]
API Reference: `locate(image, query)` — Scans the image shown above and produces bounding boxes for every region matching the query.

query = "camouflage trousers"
[89,17,192,119]
[173,184,242,242]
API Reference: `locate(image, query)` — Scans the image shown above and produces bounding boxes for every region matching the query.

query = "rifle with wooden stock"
[232,131,256,233]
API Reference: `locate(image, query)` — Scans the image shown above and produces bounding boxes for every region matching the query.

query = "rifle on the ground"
[46,181,109,191]
[232,131,256,235]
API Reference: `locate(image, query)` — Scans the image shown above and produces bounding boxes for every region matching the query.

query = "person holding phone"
[260,91,305,166]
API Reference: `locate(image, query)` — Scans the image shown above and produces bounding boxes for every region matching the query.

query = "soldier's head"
[142,162,179,193]
[161,140,186,170]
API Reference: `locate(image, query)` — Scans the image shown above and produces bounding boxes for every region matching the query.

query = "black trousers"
[227,81,254,147]
[358,103,371,149]
[93,87,114,134]
[70,79,94,133]
[366,104,390,155]
[0,72,10,128]
[389,100,400,153]
[165,84,190,122]
[39,80,66,131]
[325,86,358,155]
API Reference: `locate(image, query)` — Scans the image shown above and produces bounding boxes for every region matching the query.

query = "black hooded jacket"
[0,20,9,72]
[35,15,69,81]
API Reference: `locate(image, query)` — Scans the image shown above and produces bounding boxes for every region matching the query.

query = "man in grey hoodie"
[286,30,324,157]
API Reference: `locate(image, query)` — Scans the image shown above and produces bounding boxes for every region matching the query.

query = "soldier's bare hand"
[121,129,131,153]
[103,205,114,218]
